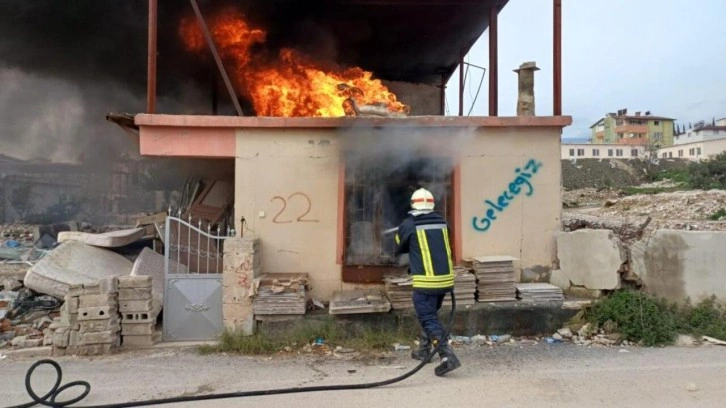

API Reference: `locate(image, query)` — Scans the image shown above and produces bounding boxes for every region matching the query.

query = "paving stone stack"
[515,283,565,302]
[466,255,517,302]
[52,277,121,356]
[442,267,477,307]
[118,275,156,348]
[252,273,309,316]
[383,275,414,310]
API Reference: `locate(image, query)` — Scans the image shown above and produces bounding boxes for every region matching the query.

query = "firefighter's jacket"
[395,211,455,291]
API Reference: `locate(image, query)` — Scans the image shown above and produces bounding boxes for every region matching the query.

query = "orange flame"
[179,10,407,117]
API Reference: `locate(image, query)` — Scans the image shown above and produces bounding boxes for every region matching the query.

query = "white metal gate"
[163,215,230,341]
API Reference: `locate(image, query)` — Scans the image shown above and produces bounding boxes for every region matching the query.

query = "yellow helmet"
[410,188,435,211]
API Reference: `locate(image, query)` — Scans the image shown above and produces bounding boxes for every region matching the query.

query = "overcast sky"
[445,0,726,139]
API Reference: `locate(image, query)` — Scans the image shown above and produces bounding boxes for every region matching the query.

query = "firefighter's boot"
[433,337,461,377]
[410,331,434,363]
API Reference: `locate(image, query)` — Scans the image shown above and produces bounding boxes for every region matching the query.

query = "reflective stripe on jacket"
[395,211,454,290]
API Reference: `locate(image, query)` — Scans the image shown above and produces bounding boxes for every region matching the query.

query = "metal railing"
[164,214,233,276]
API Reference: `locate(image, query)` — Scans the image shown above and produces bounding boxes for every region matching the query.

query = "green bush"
[651,167,690,184]
[586,290,726,346]
[586,290,677,346]
[709,208,726,221]
[676,296,726,340]
[688,152,726,190]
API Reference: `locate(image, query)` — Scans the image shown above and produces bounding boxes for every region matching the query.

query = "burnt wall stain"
[643,233,688,300]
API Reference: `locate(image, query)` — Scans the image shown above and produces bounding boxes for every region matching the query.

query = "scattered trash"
[451,336,472,345]
[393,343,411,351]
[618,348,630,353]
[347,369,356,374]
[335,346,356,354]
[471,334,488,344]
[545,337,562,344]
[4,240,20,248]
[490,334,512,343]
[314,337,325,346]
[686,383,699,392]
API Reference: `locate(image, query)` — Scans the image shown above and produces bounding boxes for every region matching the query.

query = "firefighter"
[395,187,461,376]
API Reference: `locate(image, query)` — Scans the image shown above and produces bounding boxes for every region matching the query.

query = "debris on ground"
[0,281,62,350]
[702,336,726,346]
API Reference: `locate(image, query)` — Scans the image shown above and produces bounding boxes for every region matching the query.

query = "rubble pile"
[118,276,156,349]
[551,323,635,347]
[1,284,61,350]
[561,158,688,190]
[252,273,309,316]
[593,190,726,220]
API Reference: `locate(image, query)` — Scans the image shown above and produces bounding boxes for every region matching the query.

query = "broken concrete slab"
[23,241,132,298]
[129,247,168,315]
[630,231,726,302]
[549,269,571,290]
[557,229,626,290]
[58,228,145,248]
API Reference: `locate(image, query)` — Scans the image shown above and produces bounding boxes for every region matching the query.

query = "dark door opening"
[342,155,454,283]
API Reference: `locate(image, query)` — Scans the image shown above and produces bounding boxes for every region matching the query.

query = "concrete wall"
[561,144,645,160]
[631,231,726,302]
[234,125,564,299]
[235,128,343,298]
[383,81,440,116]
[461,127,562,282]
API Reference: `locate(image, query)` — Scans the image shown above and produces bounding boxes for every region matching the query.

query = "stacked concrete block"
[118,275,156,348]
[52,276,121,356]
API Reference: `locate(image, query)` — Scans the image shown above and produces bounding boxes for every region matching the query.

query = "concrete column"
[514,61,540,117]
[222,237,261,334]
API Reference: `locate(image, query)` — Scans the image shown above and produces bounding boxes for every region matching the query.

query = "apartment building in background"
[674,118,726,145]
[561,143,646,159]
[590,109,675,148]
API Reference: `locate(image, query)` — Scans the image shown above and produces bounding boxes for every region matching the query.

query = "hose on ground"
[6,292,457,408]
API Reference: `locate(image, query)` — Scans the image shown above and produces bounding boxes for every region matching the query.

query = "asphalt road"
[2,343,725,408]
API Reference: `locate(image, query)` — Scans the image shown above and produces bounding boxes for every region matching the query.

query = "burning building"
[4,0,571,339]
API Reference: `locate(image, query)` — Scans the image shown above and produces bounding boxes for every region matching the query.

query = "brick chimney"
[514,61,540,116]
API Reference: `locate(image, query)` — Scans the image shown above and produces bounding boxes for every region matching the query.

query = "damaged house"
[119,0,571,340]
[3,0,572,345]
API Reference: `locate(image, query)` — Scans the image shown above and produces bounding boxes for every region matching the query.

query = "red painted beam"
[554,0,563,116]
[146,0,157,114]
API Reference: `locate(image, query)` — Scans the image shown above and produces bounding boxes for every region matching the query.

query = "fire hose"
[5,293,456,408]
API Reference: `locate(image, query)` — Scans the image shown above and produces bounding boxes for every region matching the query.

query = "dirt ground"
[2,343,725,408]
